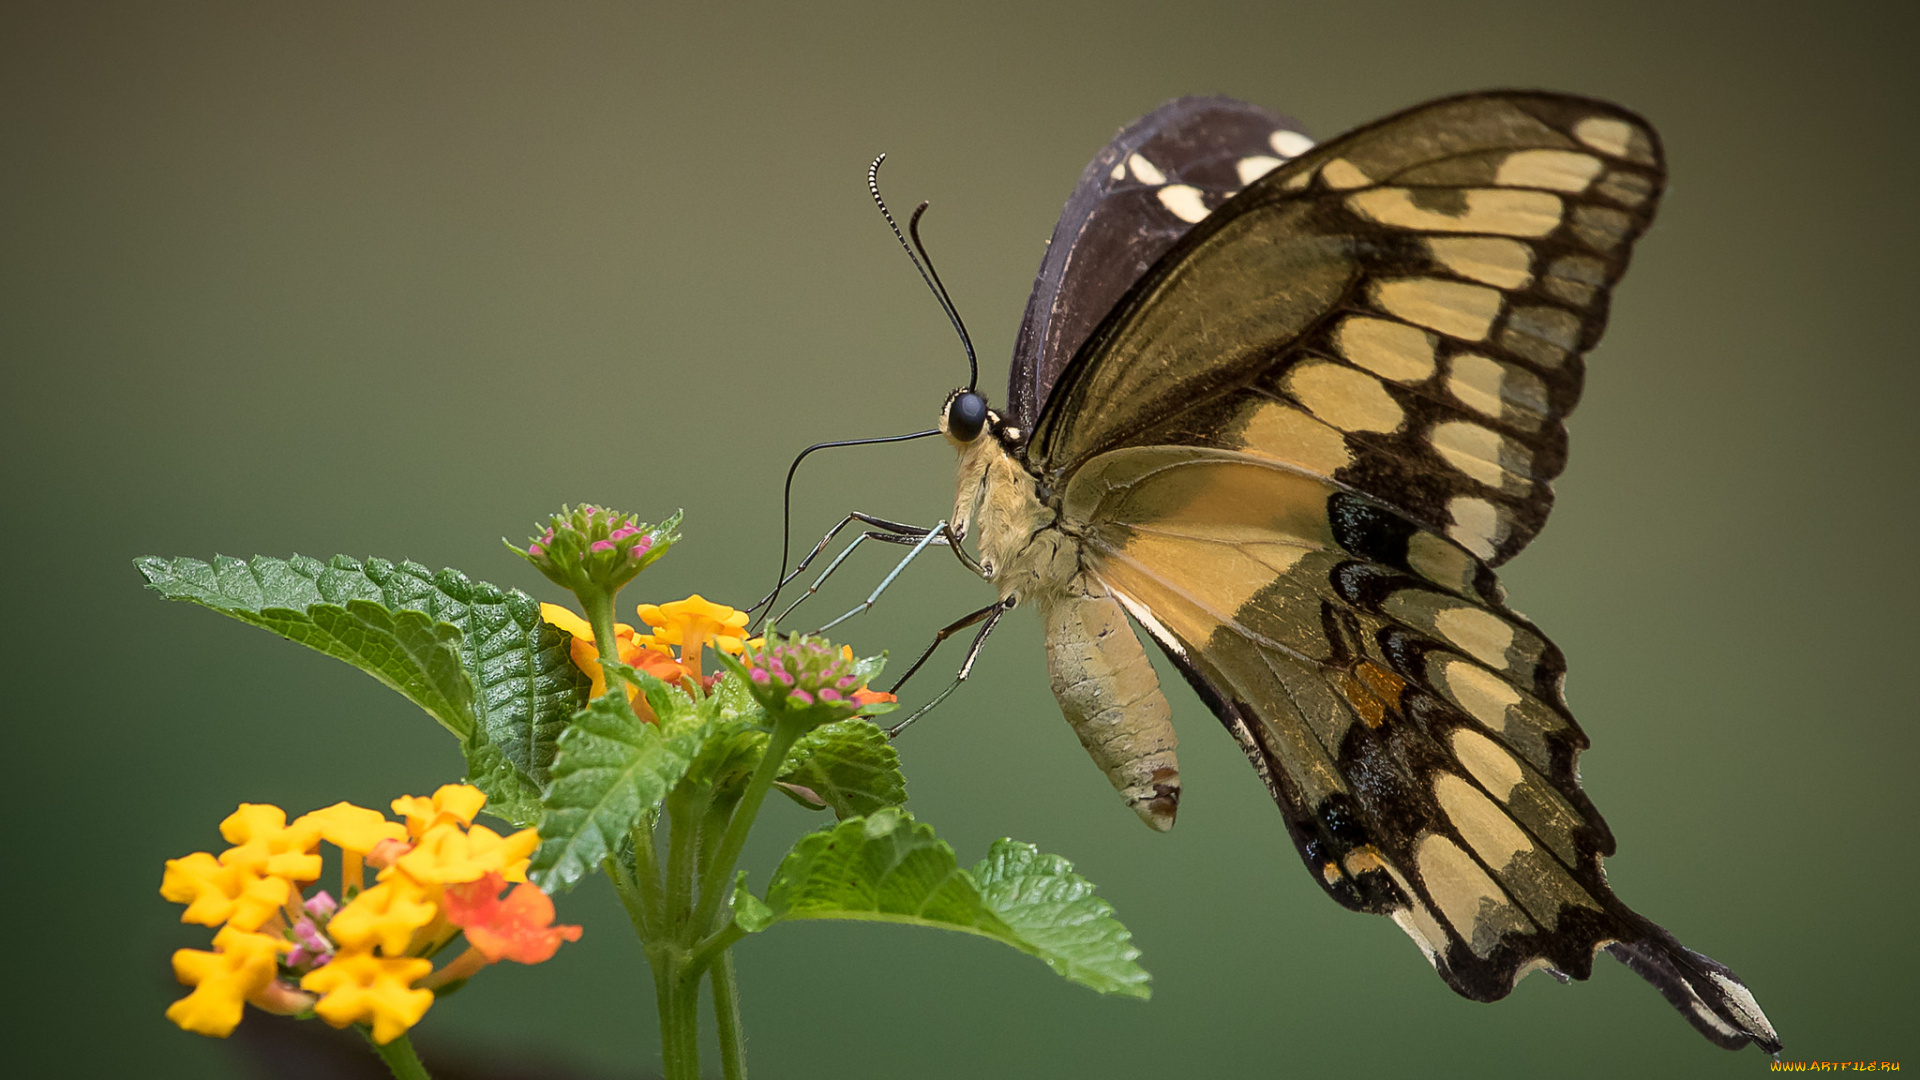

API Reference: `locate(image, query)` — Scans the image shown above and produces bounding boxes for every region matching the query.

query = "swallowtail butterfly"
[932,92,1780,1052]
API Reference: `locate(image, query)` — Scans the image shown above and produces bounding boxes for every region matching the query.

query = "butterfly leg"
[775,523,936,626]
[884,598,1013,738]
[752,511,936,628]
[812,521,957,634]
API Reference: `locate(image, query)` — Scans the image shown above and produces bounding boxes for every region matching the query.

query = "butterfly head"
[940,388,991,444]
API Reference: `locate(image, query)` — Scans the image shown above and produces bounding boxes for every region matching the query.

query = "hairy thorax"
[950,431,1079,604]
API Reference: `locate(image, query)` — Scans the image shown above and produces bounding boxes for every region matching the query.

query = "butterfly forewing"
[1031,91,1664,566]
[1008,96,1314,428]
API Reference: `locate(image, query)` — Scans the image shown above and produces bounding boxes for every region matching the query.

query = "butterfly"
[924,91,1781,1053]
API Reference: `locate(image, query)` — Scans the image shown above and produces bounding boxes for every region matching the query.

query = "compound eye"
[947,392,988,442]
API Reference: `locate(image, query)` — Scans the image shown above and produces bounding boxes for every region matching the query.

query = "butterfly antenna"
[868,154,980,391]
[751,427,942,627]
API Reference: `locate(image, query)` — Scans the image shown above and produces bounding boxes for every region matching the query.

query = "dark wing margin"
[1007,96,1313,428]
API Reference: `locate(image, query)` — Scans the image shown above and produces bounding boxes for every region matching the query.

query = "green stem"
[605,855,649,939]
[631,811,664,933]
[664,786,710,933]
[712,951,746,1080]
[651,951,702,1080]
[688,920,747,976]
[364,1030,432,1080]
[579,587,623,681]
[689,718,804,934]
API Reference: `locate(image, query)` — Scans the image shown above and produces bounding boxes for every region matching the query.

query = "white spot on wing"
[1321,158,1371,189]
[1435,604,1516,668]
[1574,116,1636,158]
[1156,184,1210,223]
[1451,727,1524,800]
[1372,278,1504,341]
[1236,155,1284,185]
[1336,316,1435,383]
[1447,496,1503,559]
[1496,149,1604,192]
[1127,153,1165,185]
[1285,361,1405,434]
[1270,129,1315,157]
[1349,187,1562,237]
[1110,162,1126,181]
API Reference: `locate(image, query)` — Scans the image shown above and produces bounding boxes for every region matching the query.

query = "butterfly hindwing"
[1030,91,1664,567]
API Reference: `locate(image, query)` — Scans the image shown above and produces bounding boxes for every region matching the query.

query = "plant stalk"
[364,1030,432,1080]
[690,718,804,934]
[712,950,746,1080]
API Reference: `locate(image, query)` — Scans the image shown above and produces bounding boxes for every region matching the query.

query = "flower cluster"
[161,785,578,1044]
[513,505,676,597]
[737,633,896,727]
[543,594,760,719]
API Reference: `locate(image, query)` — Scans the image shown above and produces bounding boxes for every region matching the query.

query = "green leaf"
[764,809,1007,932]
[136,554,589,812]
[529,670,712,891]
[730,872,775,933]
[462,737,545,828]
[756,809,1149,996]
[137,554,474,737]
[777,719,908,819]
[970,839,1151,999]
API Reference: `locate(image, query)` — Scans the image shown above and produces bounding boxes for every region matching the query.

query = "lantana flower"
[543,594,760,718]
[541,603,693,714]
[636,594,754,680]
[161,784,576,1045]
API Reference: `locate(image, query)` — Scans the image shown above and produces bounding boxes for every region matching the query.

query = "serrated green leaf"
[462,737,545,828]
[764,809,1007,933]
[137,555,475,737]
[757,810,1149,997]
[530,671,713,891]
[777,719,907,819]
[136,554,589,811]
[970,839,1151,999]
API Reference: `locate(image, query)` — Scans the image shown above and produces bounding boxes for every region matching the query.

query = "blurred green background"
[4,1,1914,1076]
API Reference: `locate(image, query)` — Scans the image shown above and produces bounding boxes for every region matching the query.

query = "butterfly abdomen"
[952,414,1181,830]
[1042,576,1180,831]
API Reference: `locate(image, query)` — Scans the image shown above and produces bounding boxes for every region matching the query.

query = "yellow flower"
[388,818,539,886]
[636,595,750,678]
[160,848,295,932]
[301,951,435,1045]
[218,803,323,883]
[464,823,542,883]
[390,784,487,842]
[294,801,408,892]
[166,926,290,1037]
[326,877,439,956]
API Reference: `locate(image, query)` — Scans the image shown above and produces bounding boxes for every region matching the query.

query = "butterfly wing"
[1007,96,1314,429]
[1030,91,1779,1051]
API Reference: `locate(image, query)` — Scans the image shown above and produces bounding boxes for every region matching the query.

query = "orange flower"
[442,871,584,965]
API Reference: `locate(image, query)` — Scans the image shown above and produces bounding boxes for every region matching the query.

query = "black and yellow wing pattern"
[1011,92,1779,1051]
